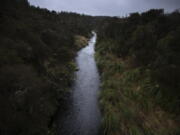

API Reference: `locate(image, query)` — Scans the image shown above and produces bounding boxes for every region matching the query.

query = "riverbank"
[52,34,90,135]
[96,50,179,135]
[95,10,180,135]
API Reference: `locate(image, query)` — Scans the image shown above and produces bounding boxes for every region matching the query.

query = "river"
[57,32,101,135]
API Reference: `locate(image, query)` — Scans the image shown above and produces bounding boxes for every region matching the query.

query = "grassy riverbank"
[96,9,180,135]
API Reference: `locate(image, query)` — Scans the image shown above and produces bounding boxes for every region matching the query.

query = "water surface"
[57,32,101,135]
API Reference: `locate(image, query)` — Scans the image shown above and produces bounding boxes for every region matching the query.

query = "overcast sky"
[28,0,180,16]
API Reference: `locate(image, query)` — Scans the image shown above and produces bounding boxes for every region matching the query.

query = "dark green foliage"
[0,0,93,135]
[96,9,180,134]
[129,24,157,66]
[97,9,180,113]
[0,65,57,135]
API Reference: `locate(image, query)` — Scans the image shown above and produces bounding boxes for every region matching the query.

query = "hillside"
[96,9,180,135]
[0,0,93,135]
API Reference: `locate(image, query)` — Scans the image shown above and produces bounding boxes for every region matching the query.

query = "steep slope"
[96,9,180,135]
[0,0,93,135]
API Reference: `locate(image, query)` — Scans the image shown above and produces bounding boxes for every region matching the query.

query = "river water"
[57,32,101,135]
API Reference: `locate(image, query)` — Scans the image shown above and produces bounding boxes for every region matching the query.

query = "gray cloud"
[28,0,180,16]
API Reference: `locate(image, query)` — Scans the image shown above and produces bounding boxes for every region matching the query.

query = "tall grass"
[96,41,179,135]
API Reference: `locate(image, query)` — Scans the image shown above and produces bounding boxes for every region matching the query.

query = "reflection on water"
[57,32,101,135]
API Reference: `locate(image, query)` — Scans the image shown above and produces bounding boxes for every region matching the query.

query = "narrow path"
[57,32,101,135]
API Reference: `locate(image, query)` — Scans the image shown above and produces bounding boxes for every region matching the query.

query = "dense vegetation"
[1,0,180,135]
[0,0,93,135]
[96,9,180,135]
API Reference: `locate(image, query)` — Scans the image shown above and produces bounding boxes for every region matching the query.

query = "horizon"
[28,0,180,17]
